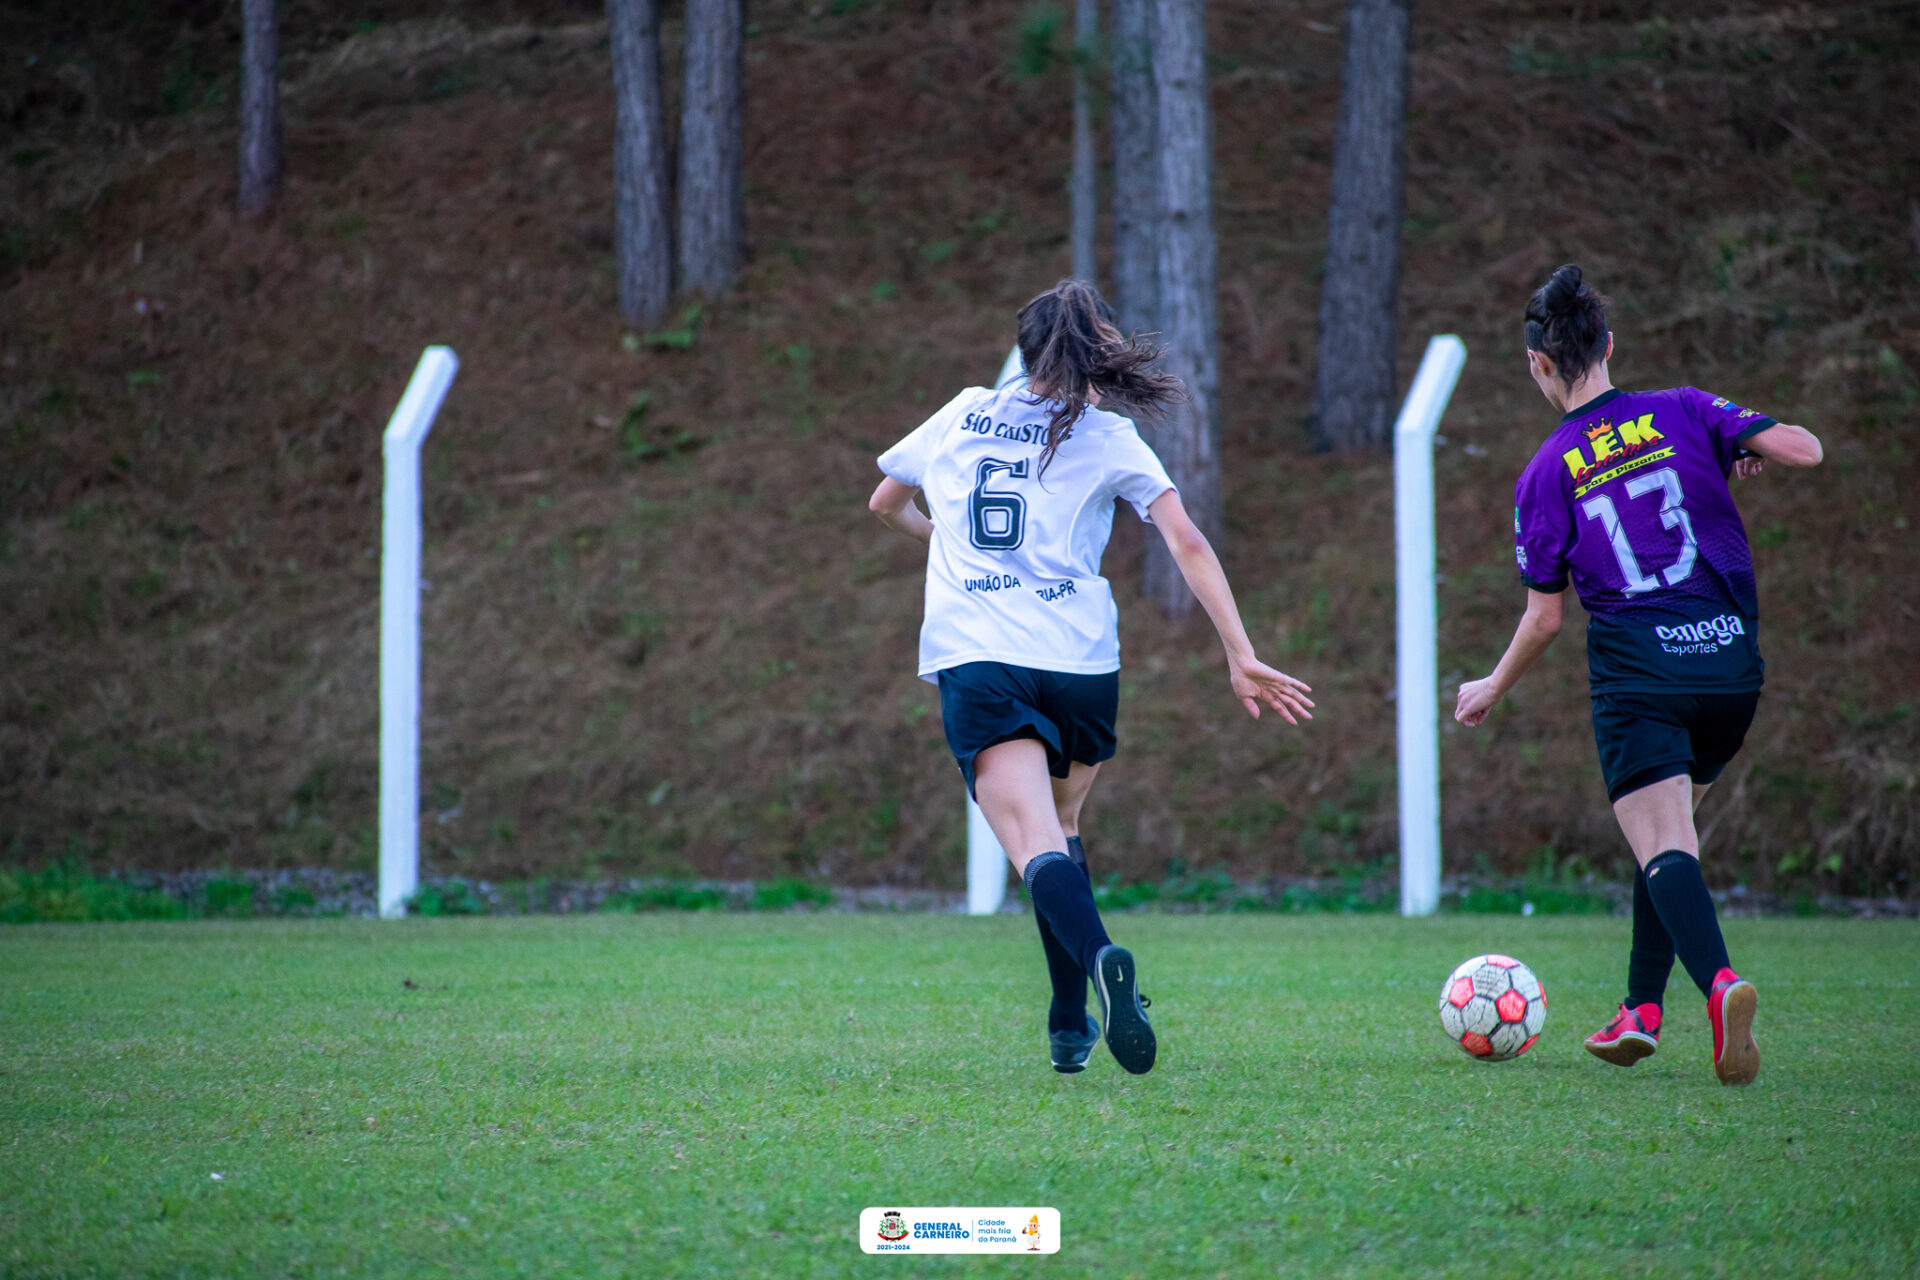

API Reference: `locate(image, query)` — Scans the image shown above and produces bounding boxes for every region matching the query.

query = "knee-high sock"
[1626,863,1676,1010]
[1035,838,1092,1032]
[1642,850,1731,999]
[1024,850,1112,980]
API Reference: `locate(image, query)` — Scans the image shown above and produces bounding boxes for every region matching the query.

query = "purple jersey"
[1513,387,1777,694]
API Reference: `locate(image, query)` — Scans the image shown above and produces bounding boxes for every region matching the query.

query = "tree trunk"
[1144,0,1221,619]
[1109,0,1157,334]
[678,0,745,296]
[237,0,283,218]
[608,0,673,325]
[1069,0,1099,284]
[1310,0,1411,453]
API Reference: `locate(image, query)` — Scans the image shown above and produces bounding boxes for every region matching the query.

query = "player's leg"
[1038,765,1103,1069]
[972,737,1071,873]
[1613,775,1728,993]
[1054,761,1100,881]
[1628,773,1715,1020]
[1587,855,1672,1065]
[1615,776,1757,1085]
[1052,762,1101,841]
[1679,692,1763,1086]
[1585,694,1687,1065]
[974,742,1153,1074]
[1039,675,1149,1073]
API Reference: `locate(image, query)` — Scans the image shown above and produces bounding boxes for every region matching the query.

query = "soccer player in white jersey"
[867,280,1314,1075]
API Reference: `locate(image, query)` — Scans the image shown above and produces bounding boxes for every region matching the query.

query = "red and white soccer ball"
[1438,954,1547,1061]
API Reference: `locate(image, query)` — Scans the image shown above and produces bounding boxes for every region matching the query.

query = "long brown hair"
[1016,279,1183,476]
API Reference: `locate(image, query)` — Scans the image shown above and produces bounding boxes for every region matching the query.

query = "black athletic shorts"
[937,661,1119,800]
[1590,689,1760,803]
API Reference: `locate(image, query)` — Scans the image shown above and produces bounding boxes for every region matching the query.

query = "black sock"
[1625,863,1675,1010]
[1036,838,1092,1033]
[1024,851,1112,980]
[1642,850,1731,999]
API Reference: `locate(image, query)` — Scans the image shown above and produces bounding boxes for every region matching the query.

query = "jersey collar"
[1561,386,1624,423]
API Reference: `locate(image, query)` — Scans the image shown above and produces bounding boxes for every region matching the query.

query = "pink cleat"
[1707,968,1760,1087]
[1585,1002,1662,1067]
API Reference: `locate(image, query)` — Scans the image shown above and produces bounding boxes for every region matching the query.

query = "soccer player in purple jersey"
[1454,265,1823,1087]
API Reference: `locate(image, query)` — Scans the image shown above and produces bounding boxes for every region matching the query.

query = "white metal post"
[966,797,1008,915]
[1394,335,1466,917]
[963,345,1027,916]
[379,347,459,919]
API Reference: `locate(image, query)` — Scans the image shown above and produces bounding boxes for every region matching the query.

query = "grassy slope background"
[2,1,1916,893]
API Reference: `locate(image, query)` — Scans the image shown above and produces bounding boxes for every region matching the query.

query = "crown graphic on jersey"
[1585,419,1615,443]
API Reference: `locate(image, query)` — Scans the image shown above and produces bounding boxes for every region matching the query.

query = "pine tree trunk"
[1144,0,1221,619]
[1069,0,1099,284]
[608,0,673,326]
[678,0,745,296]
[237,0,283,218]
[1109,0,1157,334]
[1310,0,1410,453]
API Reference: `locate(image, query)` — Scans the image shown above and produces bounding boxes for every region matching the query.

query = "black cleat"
[1092,945,1156,1075]
[1049,1016,1099,1074]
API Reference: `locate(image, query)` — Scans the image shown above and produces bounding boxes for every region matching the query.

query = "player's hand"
[1733,455,1765,480]
[1454,676,1502,727]
[1230,658,1314,725]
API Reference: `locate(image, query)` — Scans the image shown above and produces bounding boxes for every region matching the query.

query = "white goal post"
[961,346,1030,915]
[379,346,459,919]
[1395,335,1468,916]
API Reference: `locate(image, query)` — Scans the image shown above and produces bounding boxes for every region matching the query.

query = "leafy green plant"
[203,878,256,918]
[748,879,833,911]
[637,305,705,350]
[0,861,189,923]
[408,880,487,917]
[600,882,728,912]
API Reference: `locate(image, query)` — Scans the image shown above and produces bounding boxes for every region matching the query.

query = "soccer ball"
[1437,954,1547,1061]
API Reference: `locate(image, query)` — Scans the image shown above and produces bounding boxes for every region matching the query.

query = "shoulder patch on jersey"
[1711,396,1730,408]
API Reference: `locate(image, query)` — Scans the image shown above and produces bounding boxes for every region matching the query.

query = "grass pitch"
[2,915,1916,1277]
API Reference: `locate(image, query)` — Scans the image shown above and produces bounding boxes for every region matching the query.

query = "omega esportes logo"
[1656,612,1745,654]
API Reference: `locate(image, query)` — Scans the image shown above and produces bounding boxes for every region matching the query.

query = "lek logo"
[1560,413,1665,484]
[877,1212,909,1242]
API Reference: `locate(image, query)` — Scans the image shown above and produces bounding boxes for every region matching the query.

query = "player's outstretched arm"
[1732,423,1823,478]
[1145,489,1314,725]
[868,476,934,543]
[1455,588,1565,726]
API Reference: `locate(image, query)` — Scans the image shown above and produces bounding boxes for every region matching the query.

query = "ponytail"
[1015,279,1184,476]
[1524,264,1610,386]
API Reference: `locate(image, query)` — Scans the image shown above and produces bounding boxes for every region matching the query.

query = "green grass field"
[3,916,1916,1277]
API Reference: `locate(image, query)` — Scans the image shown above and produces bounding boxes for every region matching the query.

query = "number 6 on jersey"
[969,458,1029,550]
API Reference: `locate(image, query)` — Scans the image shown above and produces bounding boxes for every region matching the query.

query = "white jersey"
[878,382,1176,682]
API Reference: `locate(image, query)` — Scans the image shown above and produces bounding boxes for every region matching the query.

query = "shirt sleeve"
[1685,387,1778,473]
[876,389,976,488]
[1514,459,1573,593]
[1104,422,1177,521]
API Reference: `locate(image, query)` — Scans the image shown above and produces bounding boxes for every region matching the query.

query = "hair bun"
[1543,264,1583,315]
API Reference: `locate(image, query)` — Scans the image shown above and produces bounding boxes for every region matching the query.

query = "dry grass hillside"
[3,0,1916,895]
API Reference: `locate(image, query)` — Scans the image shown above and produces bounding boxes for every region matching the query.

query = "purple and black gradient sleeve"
[1684,387,1778,474]
[1513,458,1574,593]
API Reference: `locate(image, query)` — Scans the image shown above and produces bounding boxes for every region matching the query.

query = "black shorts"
[937,662,1119,800]
[1590,689,1760,803]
